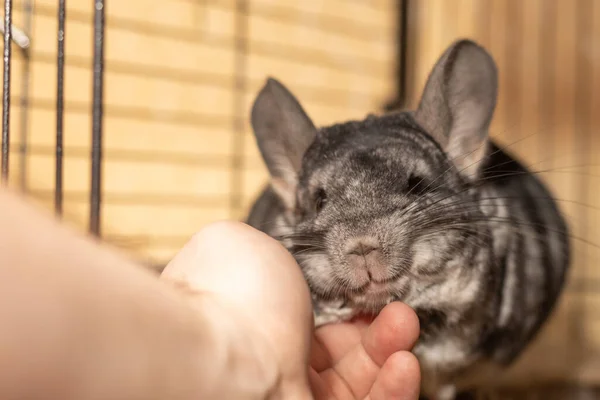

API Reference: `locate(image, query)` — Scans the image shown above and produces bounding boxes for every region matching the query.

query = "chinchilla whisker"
[403,183,597,231]
[274,236,317,246]
[403,129,591,218]
[419,224,493,240]
[409,196,599,226]
[419,122,524,194]
[479,156,600,176]
[406,198,569,231]
[451,120,529,166]
[404,154,456,200]
[420,233,493,254]
[268,228,297,240]
[478,195,598,211]
[274,231,327,243]
[427,221,573,254]
[291,247,325,256]
[400,126,519,202]
[451,216,598,250]
[421,159,600,212]
[284,229,328,239]
[400,141,494,214]
[288,240,326,246]
[305,280,337,301]
[406,127,541,208]
[421,202,596,231]
[424,221,512,240]
[401,179,473,220]
[408,203,568,234]
[334,276,357,297]
[401,171,513,220]
[451,236,493,252]
[480,168,600,181]
[254,215,284,227]
[420,221,523,242]
[416,217,495,239]
[290,246,328,255]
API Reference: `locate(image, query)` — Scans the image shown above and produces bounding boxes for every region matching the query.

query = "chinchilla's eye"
[407,174,427,194]
[314,188,327,213]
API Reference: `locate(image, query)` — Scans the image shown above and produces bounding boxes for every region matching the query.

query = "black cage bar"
[2,0,12,183]
[384,0,409,112]
[18,0,33,191]
[55,0,66,215]
[90,0,105,236]
[0,0,106,232]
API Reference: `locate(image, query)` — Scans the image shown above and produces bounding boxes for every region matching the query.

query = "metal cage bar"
[2,0,12,183]
[56,0,66,215]
[384,0,410,112]
[1,0,30,187]
[90,0,105,236]
[18,0,33,191]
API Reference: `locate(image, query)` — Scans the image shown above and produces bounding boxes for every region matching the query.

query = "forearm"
[0,188,264,400]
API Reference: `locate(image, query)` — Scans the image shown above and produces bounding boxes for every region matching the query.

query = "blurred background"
[1,0,599,398]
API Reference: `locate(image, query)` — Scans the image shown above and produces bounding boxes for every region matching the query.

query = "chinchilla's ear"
[414,39,498,179]
[250,77,317,209]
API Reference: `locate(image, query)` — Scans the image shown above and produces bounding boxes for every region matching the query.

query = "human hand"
[310,305,420,399]
[161,221,421,399]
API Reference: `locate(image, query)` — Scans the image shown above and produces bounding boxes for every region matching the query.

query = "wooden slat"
[486,0,509,143]
[516,0,543,166]
[583,0,600,282]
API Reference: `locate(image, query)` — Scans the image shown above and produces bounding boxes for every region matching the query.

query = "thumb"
[160,222,315,394]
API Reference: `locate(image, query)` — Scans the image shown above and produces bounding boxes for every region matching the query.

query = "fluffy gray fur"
[245,39,570,400]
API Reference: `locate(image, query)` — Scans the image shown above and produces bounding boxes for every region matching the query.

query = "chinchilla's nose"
[347,241,378,256]
[344,237,388,282]
[345,236,380,258]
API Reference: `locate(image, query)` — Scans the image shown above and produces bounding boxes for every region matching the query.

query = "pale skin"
[0,187,421,400]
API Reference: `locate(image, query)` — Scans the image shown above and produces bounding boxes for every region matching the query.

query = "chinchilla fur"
[245,39,571,400]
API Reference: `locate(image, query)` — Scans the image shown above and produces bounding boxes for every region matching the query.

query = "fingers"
[310,313,379,372]
[367,351,421,400]
[313,352,420,400]
[311,323,363,372]
[316,302,420,399]
[362,302,420,367]
[310,334,333,372]
[309,368,336,400]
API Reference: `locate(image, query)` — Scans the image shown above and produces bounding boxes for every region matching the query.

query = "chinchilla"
[245,39,570,400]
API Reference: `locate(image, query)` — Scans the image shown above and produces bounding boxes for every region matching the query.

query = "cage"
[1,0,599,398]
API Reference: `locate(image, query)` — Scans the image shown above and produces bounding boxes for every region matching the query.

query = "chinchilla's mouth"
[348,272,403,294]
[349,293,392,314]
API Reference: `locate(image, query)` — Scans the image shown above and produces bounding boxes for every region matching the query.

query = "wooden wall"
[403,0,600,390]
[3,0,397,265]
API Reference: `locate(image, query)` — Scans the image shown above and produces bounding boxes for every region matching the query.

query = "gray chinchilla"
[245,39,571,400]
